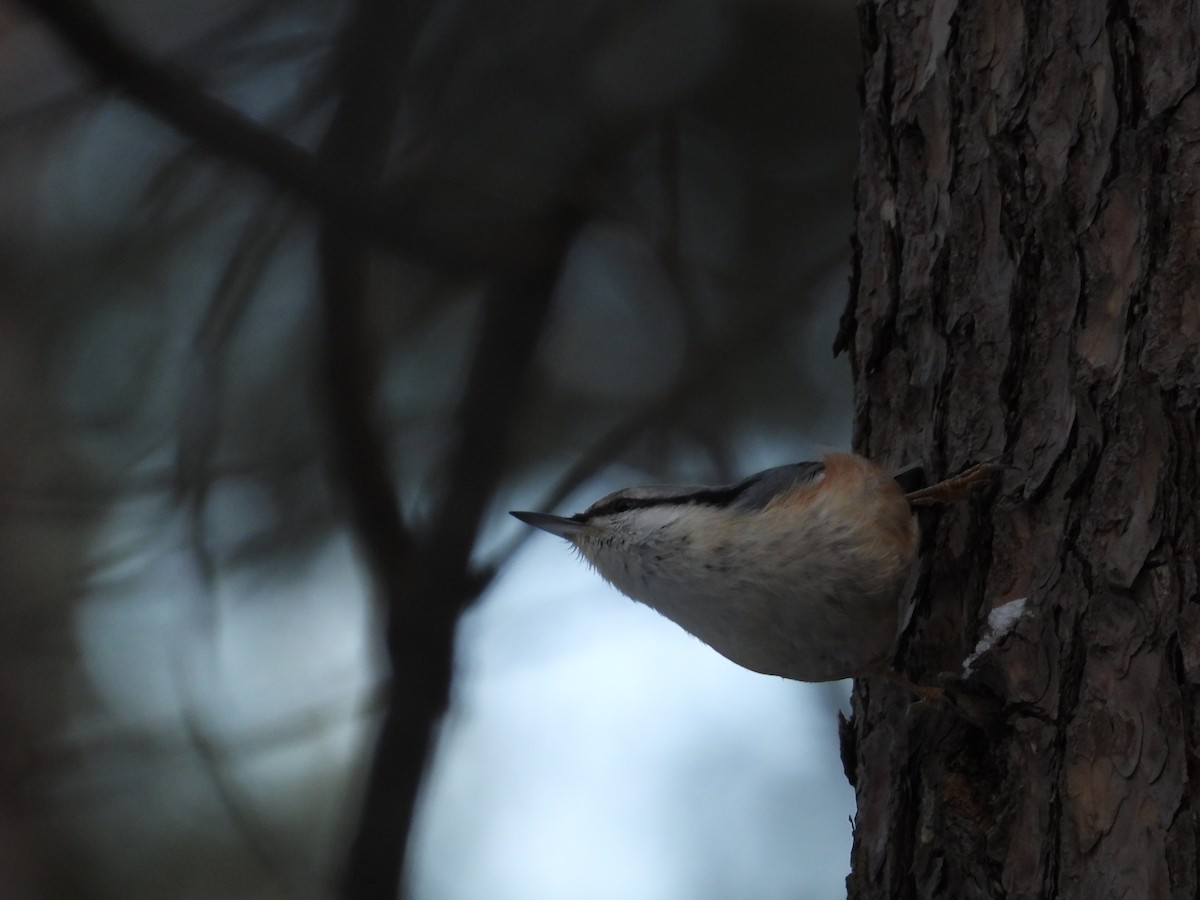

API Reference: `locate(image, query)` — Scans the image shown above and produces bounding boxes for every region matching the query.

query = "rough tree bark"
[839,1,1200,897]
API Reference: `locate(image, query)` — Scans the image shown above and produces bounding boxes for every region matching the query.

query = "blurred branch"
[0,0,288,131]
[19,0,323,203]
[314,21,413,897]
[307,0,574,896]
[176,197,297,591]
[339,262,570,900]
[17,0,567,272]
[139,58,332,234]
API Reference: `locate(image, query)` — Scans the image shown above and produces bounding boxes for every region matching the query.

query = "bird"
[511,452,999,684]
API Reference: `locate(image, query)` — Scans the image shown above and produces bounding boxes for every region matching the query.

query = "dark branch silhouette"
[305,1,580,895]
[18,0,570,272]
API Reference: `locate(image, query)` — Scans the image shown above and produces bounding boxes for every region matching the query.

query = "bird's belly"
[627,567,903,682]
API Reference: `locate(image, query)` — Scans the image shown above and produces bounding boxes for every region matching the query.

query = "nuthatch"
[512,452,998,683]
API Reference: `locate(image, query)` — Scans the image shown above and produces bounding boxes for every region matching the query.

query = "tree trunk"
[840,1,1200,897]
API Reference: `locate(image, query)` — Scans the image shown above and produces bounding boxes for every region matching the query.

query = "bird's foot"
[904,459,1008,507]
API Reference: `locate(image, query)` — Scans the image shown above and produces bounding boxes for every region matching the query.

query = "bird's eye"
[608,497,635,514]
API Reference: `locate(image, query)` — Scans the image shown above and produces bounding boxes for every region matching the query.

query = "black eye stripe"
[587,484,751,518]
[581,461,826,520]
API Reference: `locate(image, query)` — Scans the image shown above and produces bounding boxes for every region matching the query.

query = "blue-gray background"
[0,1,861,896]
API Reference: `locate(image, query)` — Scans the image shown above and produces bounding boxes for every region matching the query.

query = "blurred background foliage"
[0,0,860,896]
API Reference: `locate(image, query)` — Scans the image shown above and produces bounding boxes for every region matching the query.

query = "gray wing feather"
[729,461,824,512]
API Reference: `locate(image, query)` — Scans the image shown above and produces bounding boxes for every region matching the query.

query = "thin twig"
[175,653,325,900]
[175,197,297,591]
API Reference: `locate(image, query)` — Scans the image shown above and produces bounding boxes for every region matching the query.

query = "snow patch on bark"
[962,597,1028,674]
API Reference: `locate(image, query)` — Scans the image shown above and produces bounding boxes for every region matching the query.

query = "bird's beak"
[510,510,586,539]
